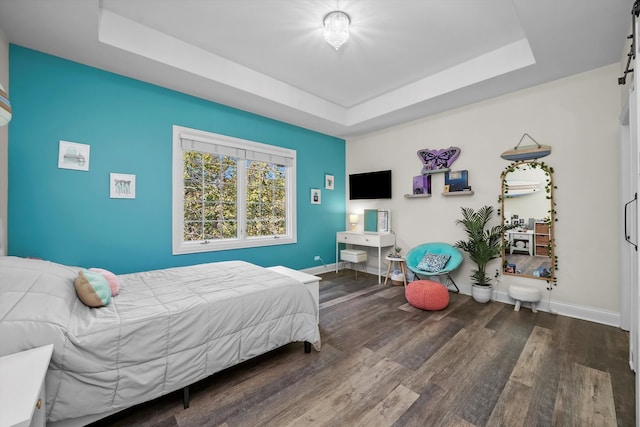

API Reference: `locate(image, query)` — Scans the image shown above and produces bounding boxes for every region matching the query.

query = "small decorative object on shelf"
[389,246,402,258]
[412,175,431,195]
[417,146,461,173]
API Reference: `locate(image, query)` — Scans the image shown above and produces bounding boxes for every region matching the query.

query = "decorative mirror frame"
[499,160,557,288]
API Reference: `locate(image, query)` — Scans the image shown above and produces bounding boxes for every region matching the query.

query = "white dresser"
[336,232,396,283]
[0,344,53,427]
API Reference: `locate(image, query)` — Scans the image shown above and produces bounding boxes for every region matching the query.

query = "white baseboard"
[300,265,622,328]
[476,286,620,328]
[302,263,338,277]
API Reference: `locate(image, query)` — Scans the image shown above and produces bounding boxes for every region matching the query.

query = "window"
[172,126,296,254]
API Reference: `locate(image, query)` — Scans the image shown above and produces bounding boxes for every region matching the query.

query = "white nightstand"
[0,344,54,427]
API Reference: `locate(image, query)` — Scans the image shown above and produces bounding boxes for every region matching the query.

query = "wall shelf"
[404,193,432,199]
[422,168,450,175]
[441,190,474,196]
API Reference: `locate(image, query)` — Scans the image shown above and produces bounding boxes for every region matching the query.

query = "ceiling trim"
[99,7,536,130]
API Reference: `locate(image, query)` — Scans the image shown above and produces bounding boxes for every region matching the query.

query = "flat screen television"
[349,170,392,200]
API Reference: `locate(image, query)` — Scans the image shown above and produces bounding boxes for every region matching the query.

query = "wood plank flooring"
[91,270,635,427]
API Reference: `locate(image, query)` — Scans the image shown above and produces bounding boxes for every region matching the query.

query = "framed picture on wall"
[110,173,136,199]
[325,174,334,190]
[311,189,321,204]
[58,140,90,171]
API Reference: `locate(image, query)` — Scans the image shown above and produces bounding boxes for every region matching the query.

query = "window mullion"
[237,159,247,240]
[200,155,206,241]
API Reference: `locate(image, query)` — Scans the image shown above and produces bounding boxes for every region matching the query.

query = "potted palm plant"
[454,205,509,303]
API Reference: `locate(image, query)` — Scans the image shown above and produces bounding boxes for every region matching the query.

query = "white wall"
[0,26,8,255]
[347,63,621,319]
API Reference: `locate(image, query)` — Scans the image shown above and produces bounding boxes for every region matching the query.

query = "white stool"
[508,284,542,313]
[340,249,367,278]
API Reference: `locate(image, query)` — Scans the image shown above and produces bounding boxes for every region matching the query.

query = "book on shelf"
[412,175,431,195]
[444,170,468,192]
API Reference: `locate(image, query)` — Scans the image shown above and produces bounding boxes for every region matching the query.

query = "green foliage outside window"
[183,151,286,241]
[246,160,287,237]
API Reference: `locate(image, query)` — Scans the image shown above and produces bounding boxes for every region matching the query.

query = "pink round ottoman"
[405,280,449,311]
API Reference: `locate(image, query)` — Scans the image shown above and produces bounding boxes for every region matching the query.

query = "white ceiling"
[0,0,632,138]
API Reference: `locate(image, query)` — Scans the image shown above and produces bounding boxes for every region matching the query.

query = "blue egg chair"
[406,242,463,292]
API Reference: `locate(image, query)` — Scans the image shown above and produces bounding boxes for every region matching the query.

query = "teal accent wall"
[8,46,345,273]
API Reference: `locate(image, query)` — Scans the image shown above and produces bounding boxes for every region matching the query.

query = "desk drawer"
[338,233,380,246]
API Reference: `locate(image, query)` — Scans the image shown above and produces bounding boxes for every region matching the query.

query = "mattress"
[0,257,319,423]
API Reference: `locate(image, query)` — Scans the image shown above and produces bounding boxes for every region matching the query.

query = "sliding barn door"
[620,84,640,427]
[620,89,635,335]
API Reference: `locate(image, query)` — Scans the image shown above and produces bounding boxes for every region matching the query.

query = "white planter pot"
[471,284,492,303]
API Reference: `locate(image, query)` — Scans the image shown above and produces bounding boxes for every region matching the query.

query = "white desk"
[336,232,396,283]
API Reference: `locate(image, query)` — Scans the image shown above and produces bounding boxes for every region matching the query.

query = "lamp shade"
[0,83,11,126]
[349,214,358,224]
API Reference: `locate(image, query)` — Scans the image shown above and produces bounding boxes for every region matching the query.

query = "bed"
[0,256,320,426]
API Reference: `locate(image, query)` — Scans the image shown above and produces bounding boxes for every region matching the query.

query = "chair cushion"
[405,280,449,311]
[417,253,450,272]
[508,284,542,302]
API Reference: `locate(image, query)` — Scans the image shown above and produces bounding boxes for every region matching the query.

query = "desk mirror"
[501,161,555,281]
[364,209,391,234]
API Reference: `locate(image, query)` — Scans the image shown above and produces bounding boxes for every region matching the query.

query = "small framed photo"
[325,174,334,190]
[378,210,391,233]
[58,140,90,171]
[311,188,321,204]
[110,173,136,199]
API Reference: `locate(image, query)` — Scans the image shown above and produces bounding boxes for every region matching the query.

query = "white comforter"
[0,257,320,423]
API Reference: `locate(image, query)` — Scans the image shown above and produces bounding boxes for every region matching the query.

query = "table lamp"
[349,214,358,231]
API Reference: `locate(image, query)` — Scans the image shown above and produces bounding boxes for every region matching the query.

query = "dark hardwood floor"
[92,270,635,427]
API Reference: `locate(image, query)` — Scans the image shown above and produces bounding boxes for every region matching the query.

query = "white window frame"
[172,125,297,254]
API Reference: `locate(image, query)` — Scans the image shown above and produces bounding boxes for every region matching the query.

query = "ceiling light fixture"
[0,83,11,126]
[323,11,350,51]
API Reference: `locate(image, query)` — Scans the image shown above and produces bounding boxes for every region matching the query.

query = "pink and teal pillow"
[74,269,112,307]
[89,267,120,296]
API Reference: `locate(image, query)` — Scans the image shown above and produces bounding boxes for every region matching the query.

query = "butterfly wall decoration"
[417,146,461,172]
